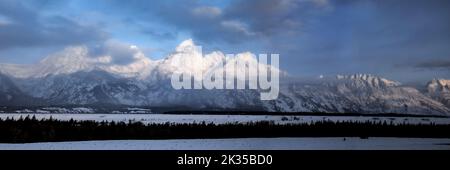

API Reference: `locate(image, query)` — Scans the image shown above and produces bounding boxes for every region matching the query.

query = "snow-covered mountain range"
[1,40,449,115]
[265,75,449,115]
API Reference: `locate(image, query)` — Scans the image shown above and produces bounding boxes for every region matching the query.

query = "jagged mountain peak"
[336,74,401,87]
[39,46,89,65]
[175,39,198,53]
[427,78,450,108]
[35,46,102,77]
[428,79,450,92]
[0,46,112,78]
[0,39,281,81]
[2,70,450,115]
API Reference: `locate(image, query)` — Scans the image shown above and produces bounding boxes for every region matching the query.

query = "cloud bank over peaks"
[0,40,154,78]
[150,39,283,84]
[0,39,282,81]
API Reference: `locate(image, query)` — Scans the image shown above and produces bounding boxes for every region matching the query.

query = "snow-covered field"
[1,114,449,150]
[1,113,450,125]
[0,137,449,150]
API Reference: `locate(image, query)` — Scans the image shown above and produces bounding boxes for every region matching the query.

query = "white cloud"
[96,56,112,64]
[192,6,222,18]
[220,20,255,36]
[91,40,144,65]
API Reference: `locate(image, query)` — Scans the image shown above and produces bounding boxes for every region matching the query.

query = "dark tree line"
[1,116,450,143]
[164,111,448,117]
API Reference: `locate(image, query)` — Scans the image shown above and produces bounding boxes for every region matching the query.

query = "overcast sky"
[0,0,449,83]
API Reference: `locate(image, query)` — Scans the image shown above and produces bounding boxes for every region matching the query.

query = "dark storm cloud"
[223,0,326,37]
[0,0,107,50]
[106,0,326,43]
[270,0,450,80]
[1,0,450,81]
[416,60,450,69]
[27,0,446,53]
[101,0,450,81]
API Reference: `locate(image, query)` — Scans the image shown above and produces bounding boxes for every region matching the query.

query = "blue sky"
[1,0,450,83]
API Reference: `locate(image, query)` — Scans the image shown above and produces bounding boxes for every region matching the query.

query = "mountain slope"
[427,79,450,108]
[0,73,41,106]
[263,74,450,115]
[13,70,148,105]
[8,71,450,115]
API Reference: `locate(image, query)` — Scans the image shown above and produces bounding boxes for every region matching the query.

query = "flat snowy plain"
[1,114,449,150]
[1,113,450,125]
[0,138,449,150]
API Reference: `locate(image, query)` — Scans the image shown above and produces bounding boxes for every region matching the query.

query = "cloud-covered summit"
[0,39,281,82]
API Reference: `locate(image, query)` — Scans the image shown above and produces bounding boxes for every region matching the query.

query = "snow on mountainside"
[427,79,450,108]
[0,73,41,106]
[155,39,283,82]
[0,39,449,115]
[14,70,145,105]
[263,74,450,115]
[0,46,156,79]
[2,39,280,108]
[0,39,281,80]
[0,47,101,78]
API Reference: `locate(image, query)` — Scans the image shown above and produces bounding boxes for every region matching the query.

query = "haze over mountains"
[0,40,449,115]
